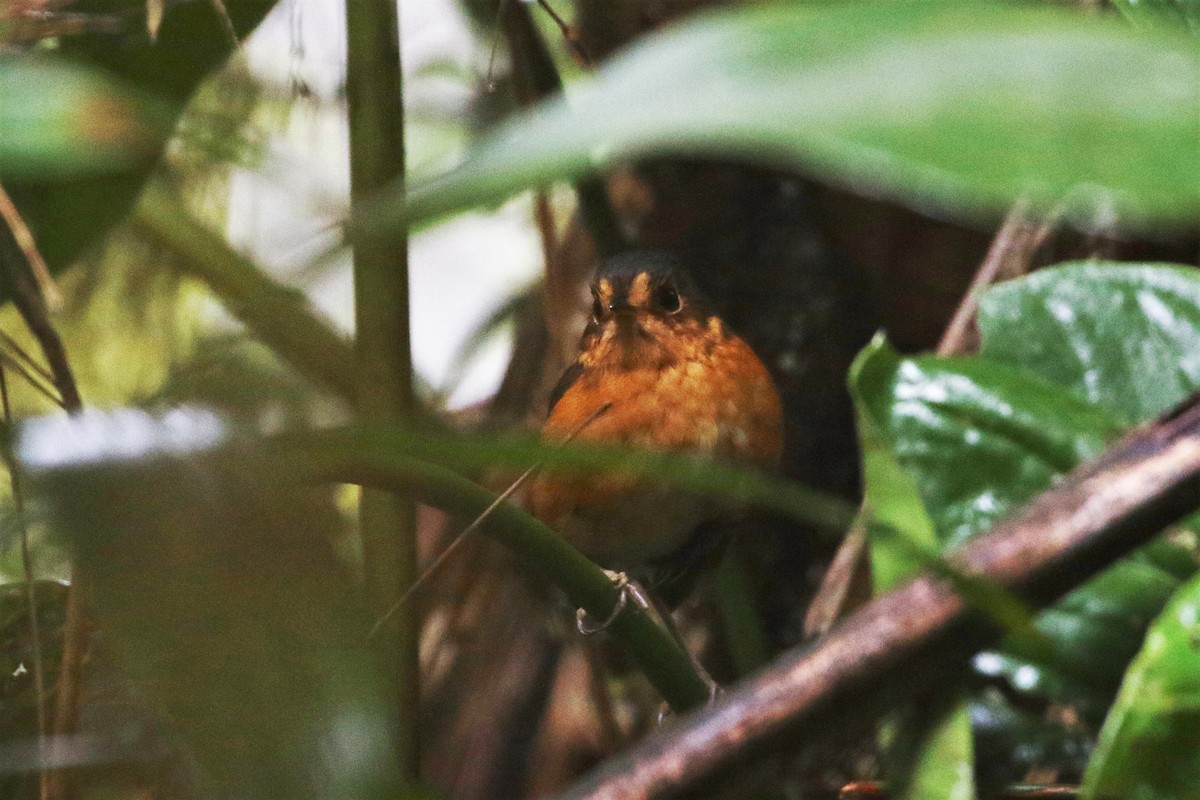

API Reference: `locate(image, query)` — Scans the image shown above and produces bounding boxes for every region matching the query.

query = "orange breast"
[526,332,783,566]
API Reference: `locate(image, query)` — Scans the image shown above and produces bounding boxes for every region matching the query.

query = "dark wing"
[547,359,585,415]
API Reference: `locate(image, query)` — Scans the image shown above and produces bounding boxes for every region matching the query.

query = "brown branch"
[808,200,1047,637]
[936,199,1037,358]
[557,392,1200,800]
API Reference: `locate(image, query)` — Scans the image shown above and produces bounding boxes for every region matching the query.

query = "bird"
[526,251,784,607]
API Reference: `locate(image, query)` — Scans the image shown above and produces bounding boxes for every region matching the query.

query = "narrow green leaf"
[383,1,1200,235]
[900,705,976,800]
[849,337,940,591]
[979,262,1200,426]
[851,338,976,800]
[1082,571,1200,799]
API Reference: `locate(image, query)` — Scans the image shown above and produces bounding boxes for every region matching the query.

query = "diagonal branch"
[556,391,1200,800]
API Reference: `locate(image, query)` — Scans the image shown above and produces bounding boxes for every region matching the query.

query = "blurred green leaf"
[1082,570,1200,799]
[298,423,855,530]
[18,409,401,800]
[386,1,1200,235]
[893,705,976,800]
[0,57,171,179]
[1111,0,1200,36]
[979,262,1200,426]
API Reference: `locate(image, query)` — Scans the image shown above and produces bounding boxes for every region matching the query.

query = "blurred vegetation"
[0,1,1196,799]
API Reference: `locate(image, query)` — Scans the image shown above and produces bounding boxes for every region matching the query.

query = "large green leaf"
[850,339,1180,713]
[17,409,402,799]
[852,338,1120,550]
[979,263,1200,426]
[1082,571,1200,799]
[388,1,1200,233]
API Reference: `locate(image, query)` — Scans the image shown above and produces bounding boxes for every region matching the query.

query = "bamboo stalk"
[345,0,420,783]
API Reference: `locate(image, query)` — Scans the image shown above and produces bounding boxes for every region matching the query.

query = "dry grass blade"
[0,348,63,410]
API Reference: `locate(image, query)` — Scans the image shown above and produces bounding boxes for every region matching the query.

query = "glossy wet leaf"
[0,58,171,178]
[17,409,401,800]
[979,263,1200,426]
[852,337,1120,550]
[850,339,1187,714]
[388,1,1200,234]
[1082,571,1200,799]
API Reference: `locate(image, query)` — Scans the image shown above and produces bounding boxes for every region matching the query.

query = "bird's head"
[581,252,721,371]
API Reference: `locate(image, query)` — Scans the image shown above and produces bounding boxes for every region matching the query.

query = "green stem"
[133,182,356,401]
[265,430,712,712]
[345,0,419,782]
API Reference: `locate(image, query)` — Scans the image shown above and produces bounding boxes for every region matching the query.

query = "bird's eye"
[655,285,681,313]
[592,296,604,318]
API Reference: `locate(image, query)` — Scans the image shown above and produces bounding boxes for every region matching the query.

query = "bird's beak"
[608,297,635,315]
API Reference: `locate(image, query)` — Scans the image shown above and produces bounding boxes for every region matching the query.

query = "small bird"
[527,251,784,601]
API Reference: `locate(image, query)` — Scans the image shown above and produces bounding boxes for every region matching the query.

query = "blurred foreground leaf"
[389,1,1200,235]
[1082,571,1200,799]
[0,57,171,179]
[18,409,401,800]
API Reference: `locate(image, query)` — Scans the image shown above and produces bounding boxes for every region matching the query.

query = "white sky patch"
[226,0,541,410]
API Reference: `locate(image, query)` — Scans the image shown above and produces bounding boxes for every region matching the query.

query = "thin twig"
[936,199,1035,357]
[809,198,1053,637]
[0,367,49,800]
[485,0,511,91]
[0,329,56,385]
[0,173,86,800]
[534,0,592,67]
[0,184,60,311]
[368,401,613,639]
[0,348,64,410]
[503,0,624,258]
